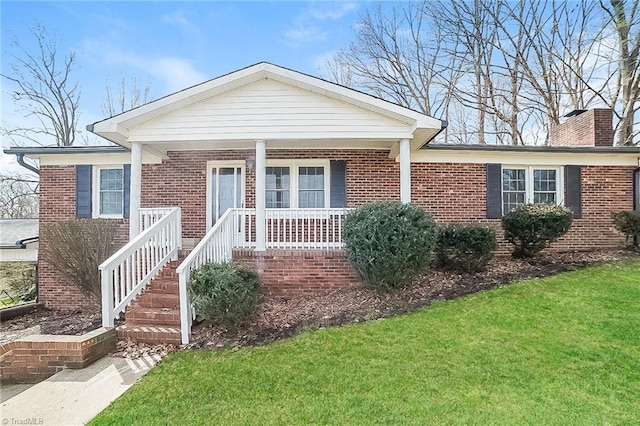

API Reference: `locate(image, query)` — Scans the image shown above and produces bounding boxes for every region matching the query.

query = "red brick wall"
[234,249,361,296]
[549,109,614,147]
[38,165,128,310]
[38,151,634,307]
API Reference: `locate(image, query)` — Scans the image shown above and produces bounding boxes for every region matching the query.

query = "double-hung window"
[266,167,291,208]
[266,161,329,208]
[94,166,124,217]
[502,166,562,214]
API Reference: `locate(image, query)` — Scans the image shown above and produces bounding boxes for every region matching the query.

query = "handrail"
[175,207,349,344]
[176,208,235,344]
[140,207,175,231]
[100,207,182,327]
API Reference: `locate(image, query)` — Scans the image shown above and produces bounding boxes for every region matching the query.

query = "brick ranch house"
[5,63,640,345]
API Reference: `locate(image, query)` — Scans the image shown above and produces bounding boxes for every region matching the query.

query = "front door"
[210,164,244,227]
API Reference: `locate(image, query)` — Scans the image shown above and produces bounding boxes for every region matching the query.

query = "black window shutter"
[565,165,582,218]
[123,164,131,219]
[76,165,92,218]
[330,160,347,208]
[486,163,502,219]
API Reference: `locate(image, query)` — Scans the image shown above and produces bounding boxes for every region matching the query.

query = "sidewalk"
[1,355,160,425]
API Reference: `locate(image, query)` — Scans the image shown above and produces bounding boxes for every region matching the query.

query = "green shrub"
[502,204,573,258]
[342,201,438,292]
[436,224,496,273]
[612,211,640,246]
[188,262,263,330]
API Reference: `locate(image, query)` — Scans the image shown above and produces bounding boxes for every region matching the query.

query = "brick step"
[132,293,180,309]
[125,307,181,326]
[117,324,183,345]
[147,279,179,294]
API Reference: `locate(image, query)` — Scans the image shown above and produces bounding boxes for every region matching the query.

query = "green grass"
[91,259,640,425]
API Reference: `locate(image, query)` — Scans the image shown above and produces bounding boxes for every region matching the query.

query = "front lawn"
[91,259,640,425]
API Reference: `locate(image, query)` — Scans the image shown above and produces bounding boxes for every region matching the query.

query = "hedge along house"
[6,63,640,345]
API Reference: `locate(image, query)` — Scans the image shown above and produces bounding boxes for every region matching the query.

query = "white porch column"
[399,138,411,203]
[129,142,142,239]
[255,140,266,251]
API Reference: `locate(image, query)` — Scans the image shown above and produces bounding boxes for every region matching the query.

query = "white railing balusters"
[100,207,182,328]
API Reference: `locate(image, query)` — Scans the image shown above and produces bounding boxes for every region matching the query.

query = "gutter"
[424,120,448,145]
[0,236,39,250]
[16,154,40,175]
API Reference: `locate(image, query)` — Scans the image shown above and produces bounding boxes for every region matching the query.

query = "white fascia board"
[39,152,164,166]
[92,62,443,147]
[410,149,640,166]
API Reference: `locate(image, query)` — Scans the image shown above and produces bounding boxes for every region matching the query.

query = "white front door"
[208,163,245,228]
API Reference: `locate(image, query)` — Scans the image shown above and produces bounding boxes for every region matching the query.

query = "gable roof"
[89,62,444,152]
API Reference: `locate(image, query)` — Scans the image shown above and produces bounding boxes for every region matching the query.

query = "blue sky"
[1,1,363,157]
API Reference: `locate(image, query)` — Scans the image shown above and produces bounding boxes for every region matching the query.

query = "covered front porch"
[90,63,444,344]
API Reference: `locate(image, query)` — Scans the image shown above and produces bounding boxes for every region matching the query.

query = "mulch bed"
[2,249,638,357]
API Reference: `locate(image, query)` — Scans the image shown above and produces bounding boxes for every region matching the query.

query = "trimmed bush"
[188,262,263,330]
[436,224,496,273]
[502,204,573,258]
[612,211,640,246]
[342,201,438,292]
[40,219,118,302]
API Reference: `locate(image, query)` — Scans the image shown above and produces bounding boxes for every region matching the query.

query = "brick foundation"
[234,249,362,297]
[0,327,117,384]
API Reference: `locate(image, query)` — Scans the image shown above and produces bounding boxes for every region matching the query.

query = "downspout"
[425,120,449,145]
[16,154,40,175]
[634,167,640,246]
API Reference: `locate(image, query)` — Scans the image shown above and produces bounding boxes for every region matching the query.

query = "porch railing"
[175,207,349,344]
[230,208,349,249]
[100,207,182,327]
[176,208,235,344]
[140,207,176,231]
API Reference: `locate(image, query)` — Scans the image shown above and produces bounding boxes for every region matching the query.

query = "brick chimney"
[549,108,614,147]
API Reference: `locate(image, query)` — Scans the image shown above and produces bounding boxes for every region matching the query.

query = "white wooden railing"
[100,207,182,327]
[176,209,236,344]
[140,207,176,231]
[230,208,348,249]
[175,207,349,344]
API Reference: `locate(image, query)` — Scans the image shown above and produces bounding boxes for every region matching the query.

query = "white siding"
[128,79,413,142]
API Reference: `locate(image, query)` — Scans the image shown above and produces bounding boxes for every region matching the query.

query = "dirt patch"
[1,249,637,356]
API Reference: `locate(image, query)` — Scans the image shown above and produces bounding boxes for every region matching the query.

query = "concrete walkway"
[1,355,161,425]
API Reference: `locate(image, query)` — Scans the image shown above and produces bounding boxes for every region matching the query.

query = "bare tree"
[326,3,459,123]
[101,76,152,118]
[0,172,39,218]
[603,0,640,146]
[1,22,80,147]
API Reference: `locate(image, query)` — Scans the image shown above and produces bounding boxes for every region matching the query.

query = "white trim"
[91,63,442,147]
[266,159,331,209]
[205,160,246,232]
[129,142,142,238]
[411,150,640,166]
[399,139,411,203]
[255,141,266,251]
[501,165,564,214]
[92,165,125,219]
[38,152,163,166]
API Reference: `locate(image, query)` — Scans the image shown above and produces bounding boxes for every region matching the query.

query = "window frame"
[501,165,564,215]
[92,165,125,219]
[266,159,331,209]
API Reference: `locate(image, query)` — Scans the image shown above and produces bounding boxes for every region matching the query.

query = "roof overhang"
[89,62,444,153]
